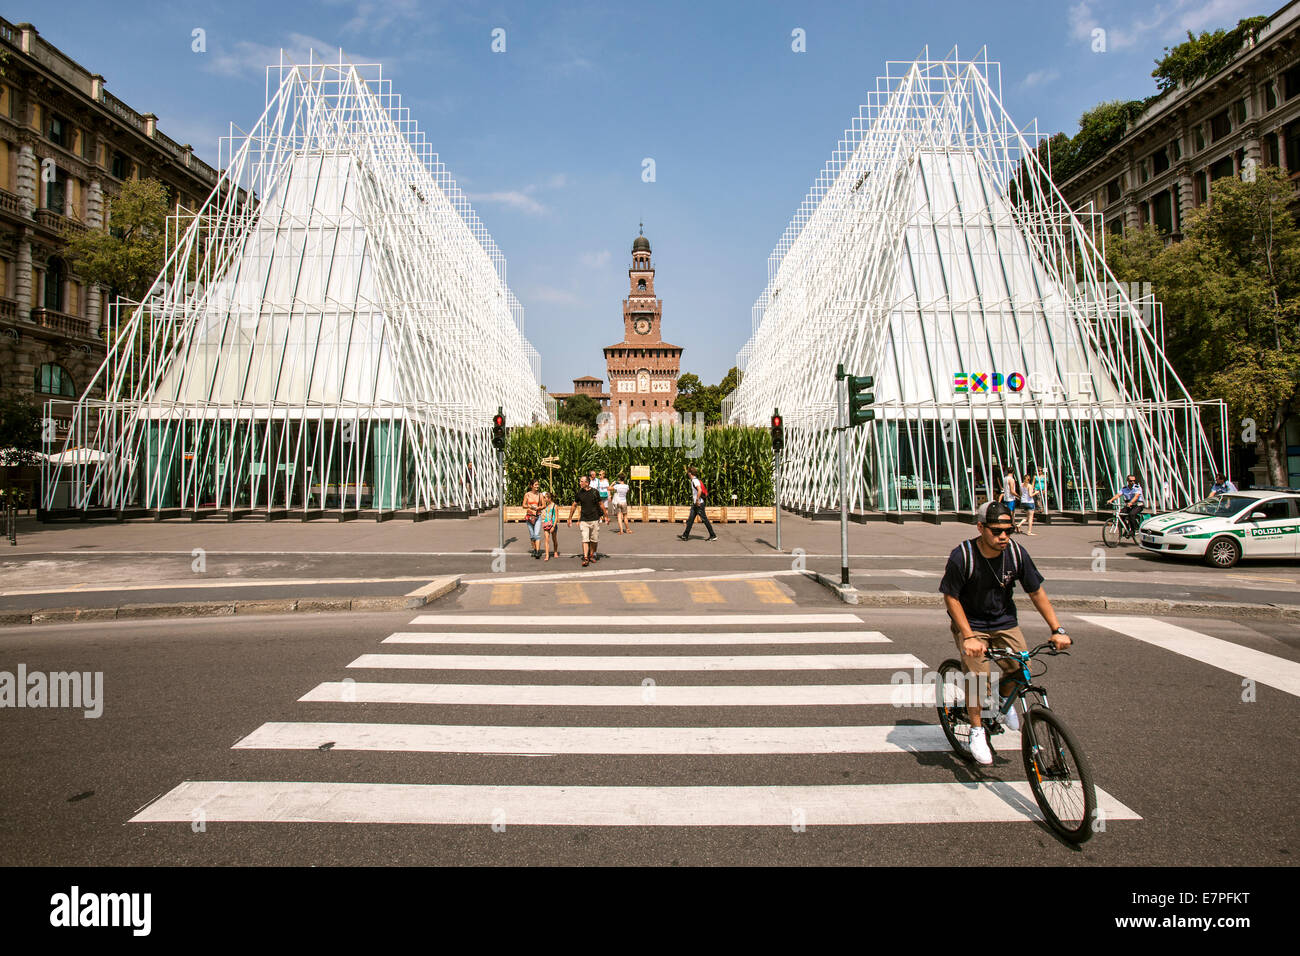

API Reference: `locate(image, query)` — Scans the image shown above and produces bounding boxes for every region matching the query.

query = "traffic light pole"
[836,364,849,587]
[498,446,505,552]
[774,447,782,552]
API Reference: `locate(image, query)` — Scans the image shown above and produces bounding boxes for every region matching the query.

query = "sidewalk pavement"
[2,511,1295,624]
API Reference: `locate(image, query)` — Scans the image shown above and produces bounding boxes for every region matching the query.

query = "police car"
[1137,489,1300,568]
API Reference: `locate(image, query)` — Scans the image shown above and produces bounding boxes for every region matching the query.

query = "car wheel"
[1203,536,1241,569]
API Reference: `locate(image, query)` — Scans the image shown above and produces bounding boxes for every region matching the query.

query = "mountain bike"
[936,642,1098,844]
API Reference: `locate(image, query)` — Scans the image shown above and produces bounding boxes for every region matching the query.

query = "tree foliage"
[62,178,170,302]
[556,392,602,434]
[1152,17,1268,93]
[674,366,739,425]
[1106,168,1300,483]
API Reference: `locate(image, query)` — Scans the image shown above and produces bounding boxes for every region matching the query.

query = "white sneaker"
[991,681,1020,731]
[968,726,993,765]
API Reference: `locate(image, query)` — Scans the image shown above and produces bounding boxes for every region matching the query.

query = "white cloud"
[1069,0,1262,53]
[1019,69,1061,90]
[579,250,612,268]
[467,190,548,215]
[530,286,584,305]
[203,32,386,80]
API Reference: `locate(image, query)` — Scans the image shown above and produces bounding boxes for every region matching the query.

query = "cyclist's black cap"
[978,501,1014,525]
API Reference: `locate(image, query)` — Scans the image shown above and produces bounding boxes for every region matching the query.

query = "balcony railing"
[34,208,88,234]
[0,188,21,216]
[30,307,92,339]
[0,297,17,322]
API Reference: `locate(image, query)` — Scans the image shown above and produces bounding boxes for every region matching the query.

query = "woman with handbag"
[540,491,559,561]
[523,479,544,559]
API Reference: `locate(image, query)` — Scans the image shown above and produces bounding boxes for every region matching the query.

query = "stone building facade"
[549,375,610,410]
[1059,1,1300,240]
[603,229,682,424]
[0,18,223,437]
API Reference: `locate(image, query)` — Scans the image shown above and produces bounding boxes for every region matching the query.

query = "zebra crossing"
[131,605,1141,831]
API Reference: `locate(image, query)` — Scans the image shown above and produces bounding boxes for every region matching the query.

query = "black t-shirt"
[938,538,1044,631]
[575,487,604,522]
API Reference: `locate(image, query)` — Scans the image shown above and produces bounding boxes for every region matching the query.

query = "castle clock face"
[634,318,651,335]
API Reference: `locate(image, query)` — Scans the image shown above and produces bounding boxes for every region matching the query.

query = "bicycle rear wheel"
[1101,518,1121,548]
[936,659,974,759]
[1021,705,1097,843]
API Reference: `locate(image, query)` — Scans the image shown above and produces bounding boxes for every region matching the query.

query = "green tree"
[1152,17,1268,93]
[1116,168,1300,484]
[557,392,602,435]
[62,178,170,302]
[0,390,42,514]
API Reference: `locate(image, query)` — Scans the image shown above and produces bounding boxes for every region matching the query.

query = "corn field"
[504,424,773,506]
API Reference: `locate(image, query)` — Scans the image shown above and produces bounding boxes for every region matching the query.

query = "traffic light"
[771,409,784,452]
[492,408,505,450]
[847,375,875,426]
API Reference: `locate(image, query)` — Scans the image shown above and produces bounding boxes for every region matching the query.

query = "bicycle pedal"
[987,721,1005,735]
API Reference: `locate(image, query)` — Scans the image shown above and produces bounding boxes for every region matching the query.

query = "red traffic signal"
[770,409,784,452]
[492,408,506,450]
[493,414,505,428]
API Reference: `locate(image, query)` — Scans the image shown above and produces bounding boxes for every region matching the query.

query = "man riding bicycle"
[1106,475,1144,537]
[939,501,1072,765]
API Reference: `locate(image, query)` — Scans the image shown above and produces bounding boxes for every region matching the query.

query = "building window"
[35,363,74,397]
[44,169,67,214]
[1264,132,1280,167]
[1107,218,1122,235]
[637,279,645,291]
[1172,138,1182,160]
[1210,110,1231,142]
[1139,161,1149,184]
[1105,178,1121,204]
[1194,170,1208,205]
[1266,81,1278,111]
[1194,125,1205,151]
[47,114,69,149]
[1285,65,1300,101]
[1151,147,1169,174]
[1285,123,1300,174]
[1153,191,1174,234]
[1234,99,1248,124]
[43,258,66,311]
[111,151,128,180]
[1209,155,1234,181]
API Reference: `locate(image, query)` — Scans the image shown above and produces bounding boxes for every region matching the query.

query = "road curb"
[2,576,462,627]
[803,571,861,605]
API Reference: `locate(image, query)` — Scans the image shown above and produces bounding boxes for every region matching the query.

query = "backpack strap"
[1008,539,1022,579]
[962,540,974,582]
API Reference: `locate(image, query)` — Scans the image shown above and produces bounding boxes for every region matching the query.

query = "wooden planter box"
[750,506,776,523]
[645,505,671,522]
[503,506,527,522]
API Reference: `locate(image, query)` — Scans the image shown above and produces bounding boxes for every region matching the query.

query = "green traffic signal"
[847,375,874,426]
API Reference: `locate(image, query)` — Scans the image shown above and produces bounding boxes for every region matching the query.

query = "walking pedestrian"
[611,473,631,534]
[678,465,717,541]
[1034,466,1048,517]
[1001,466,1018,513]
[567,475,607,567]
[1208,474,1237,498]
[1020,472,1038,535]
[523,479,544,559]
[540,491,559,561]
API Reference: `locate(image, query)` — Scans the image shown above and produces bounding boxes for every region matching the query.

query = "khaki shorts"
[613,502,628,517]
[950,621,1026,676]
[579,520,600,543]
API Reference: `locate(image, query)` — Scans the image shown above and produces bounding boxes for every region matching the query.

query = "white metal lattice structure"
[43,54,545,515]
[731,49,1226,515]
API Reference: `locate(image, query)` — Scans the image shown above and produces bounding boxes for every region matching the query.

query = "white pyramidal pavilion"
[730,50,1227,516]
[44,56,545,516]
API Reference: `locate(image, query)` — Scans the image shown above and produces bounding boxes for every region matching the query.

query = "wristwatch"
[1053,626,1068,635]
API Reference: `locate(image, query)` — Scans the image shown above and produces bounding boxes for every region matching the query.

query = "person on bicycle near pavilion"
[1106,474,1144,537]
[940,501,1072,765]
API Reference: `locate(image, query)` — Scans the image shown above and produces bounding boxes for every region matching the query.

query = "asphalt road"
[1,572,1295,866]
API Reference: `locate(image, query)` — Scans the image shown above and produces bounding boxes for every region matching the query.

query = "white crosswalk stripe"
[132,609,1141,831]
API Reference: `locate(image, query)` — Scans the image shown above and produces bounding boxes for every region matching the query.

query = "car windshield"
[1185,495,1254,518]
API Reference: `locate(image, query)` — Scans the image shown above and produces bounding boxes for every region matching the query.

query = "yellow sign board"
[630,465,650,480]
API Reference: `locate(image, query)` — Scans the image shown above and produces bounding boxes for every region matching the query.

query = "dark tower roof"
[632,234,651,254]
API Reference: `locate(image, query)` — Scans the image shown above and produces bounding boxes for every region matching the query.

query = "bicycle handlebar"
[984,641,1068,661]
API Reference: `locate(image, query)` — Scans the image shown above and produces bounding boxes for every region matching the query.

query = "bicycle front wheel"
[1021,705,1098,843]
[936,659,974,759]
[1101,518,1121,548]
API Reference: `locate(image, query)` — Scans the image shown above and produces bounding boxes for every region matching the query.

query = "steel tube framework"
[43,54,545,516]
[730,50,1225,515]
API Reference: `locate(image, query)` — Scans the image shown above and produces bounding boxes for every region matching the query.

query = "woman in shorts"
[1019,472,1038,535]
[523,479,544,559]
[539,491,559,561]
[611,473,631,534]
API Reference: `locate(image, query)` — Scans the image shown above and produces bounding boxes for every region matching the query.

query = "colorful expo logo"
[954,372,1026,393]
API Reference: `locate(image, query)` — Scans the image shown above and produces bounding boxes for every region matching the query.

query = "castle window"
[637,279,646,291]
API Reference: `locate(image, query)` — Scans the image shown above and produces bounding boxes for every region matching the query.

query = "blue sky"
[29,0,1264,391]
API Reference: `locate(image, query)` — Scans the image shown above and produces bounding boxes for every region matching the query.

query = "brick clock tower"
[604,226,682,422]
